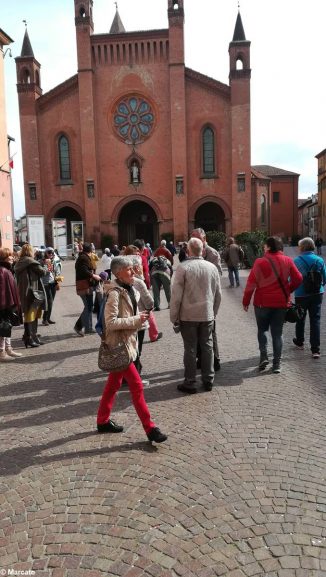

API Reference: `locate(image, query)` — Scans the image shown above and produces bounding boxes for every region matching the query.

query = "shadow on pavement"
[0,434,157,476]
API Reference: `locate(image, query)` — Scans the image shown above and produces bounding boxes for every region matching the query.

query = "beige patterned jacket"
[103,281,142,362]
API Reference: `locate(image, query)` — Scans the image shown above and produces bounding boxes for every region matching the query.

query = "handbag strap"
[265,256,288,305]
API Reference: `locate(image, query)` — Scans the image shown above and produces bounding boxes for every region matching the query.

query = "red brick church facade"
[16,0,253,247]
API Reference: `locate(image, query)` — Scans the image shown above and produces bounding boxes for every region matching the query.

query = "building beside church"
[0,28,14,250]
[316,148,326,239]
[16,0,253,248]
[251,165,299,240]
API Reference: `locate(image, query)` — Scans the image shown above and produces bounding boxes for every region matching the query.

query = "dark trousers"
[254,307,287,363]
[43,283,56,322]
[75,293,94,332]
[295,293,323,353]
[181,320,214,386]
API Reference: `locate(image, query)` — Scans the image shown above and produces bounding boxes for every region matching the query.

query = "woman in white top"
[101,248,112,279]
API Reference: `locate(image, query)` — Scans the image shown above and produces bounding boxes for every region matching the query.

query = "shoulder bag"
[265,257,304,323]
[27,271,46,310]
[98,289,132,372]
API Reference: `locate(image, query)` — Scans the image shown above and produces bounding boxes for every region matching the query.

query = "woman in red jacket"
[242,236,302,373]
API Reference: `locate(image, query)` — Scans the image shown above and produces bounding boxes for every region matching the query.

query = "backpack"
[152,256,169,271]
[299,257,323,294]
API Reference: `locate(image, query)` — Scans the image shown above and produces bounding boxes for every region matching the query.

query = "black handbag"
[27,271,46,309]
[0,319,12,337]
[265,257,304,323]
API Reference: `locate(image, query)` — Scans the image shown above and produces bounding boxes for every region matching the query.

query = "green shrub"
[234,230,267,268]
[205,231,227,252]
[101,234,114,251]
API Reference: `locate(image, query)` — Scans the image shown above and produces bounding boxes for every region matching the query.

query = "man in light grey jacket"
[170,237,222,393]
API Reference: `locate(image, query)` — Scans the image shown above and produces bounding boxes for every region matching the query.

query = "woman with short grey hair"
[96,256,167,443]
[293,237,326,358]
[298,237,315,253]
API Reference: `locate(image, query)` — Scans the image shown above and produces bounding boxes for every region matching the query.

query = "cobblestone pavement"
[1,256,326,577]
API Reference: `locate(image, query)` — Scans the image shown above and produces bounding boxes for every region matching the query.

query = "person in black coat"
[74,243,101,336]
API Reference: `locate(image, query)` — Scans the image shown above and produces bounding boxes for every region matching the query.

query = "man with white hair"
[191,227,222,370]
[170,237,222,393]
[153,239,174,265]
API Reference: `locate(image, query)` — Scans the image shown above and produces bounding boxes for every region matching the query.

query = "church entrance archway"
[194,202,225,233]
[118,201,158,247]
[53,206,83,244]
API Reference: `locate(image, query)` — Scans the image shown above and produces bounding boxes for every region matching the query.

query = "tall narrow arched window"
[58,135,71,181]
[202,126,216,176]
[261,194,266,225]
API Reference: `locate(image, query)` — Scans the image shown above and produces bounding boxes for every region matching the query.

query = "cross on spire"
[22,19,27,28]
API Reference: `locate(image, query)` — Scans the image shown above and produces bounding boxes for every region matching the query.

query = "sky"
[2,0,326,218]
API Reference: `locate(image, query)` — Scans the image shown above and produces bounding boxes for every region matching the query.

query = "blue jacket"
[294,251,326,297]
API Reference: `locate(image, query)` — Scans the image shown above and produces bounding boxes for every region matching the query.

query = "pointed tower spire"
[20,25,34,57]
[232,11,246,42]
[109,3,125,34]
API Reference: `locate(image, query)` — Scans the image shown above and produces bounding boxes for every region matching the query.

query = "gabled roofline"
[315,148,326,159]
[36,75,78,110]
[0,28,14,45]
[185,67,230,98]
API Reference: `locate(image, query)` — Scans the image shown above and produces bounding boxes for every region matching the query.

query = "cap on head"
[45,247,54,254]
[99,271,109,281]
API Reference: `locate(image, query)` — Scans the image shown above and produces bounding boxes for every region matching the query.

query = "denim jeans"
[228,266,240,287]
[295,293,323,353]
[254,307,287,363]
[180,320,214,386]
[75,293,93,332]
[43,283,56,322]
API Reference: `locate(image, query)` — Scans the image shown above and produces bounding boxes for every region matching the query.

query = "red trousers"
[97,362,155,434]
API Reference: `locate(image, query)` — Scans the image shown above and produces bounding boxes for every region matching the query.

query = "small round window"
[113,96,154,144]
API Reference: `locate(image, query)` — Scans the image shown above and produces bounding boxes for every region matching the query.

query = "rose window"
[113,96,154,144]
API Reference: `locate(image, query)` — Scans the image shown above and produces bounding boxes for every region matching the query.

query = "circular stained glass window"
[113,96,154,144]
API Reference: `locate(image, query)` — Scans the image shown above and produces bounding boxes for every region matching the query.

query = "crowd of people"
[0,232,325,444]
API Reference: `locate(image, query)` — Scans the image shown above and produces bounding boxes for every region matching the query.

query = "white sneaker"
[0,351,15,362]
[6,348,23,358]
[142,379,150,386]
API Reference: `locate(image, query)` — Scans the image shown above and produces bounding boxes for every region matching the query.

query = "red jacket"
[242,252,302,308]
[154,246,174,265]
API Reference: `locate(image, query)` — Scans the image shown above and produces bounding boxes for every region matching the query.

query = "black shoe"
[33,335,44,345]
[293,338,304,350]
[85,328,96,334]
[147,427,167,443]
[48,320,56,324]
[97,419,124,433]
[74,326,84,337]
[203,382,213,391]
[154,307,160,311]
[152,332,163,342]
[196,359,201,370]
[272,363,281,374]
[177,383,197,394]
[258,356,269,371]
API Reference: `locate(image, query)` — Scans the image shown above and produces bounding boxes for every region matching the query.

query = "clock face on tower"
[113,95,155,144]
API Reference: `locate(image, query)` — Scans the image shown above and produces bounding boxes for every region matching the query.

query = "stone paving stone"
[1,258,326,576]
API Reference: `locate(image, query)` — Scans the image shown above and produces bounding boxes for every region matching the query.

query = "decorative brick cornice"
[17,83,42,96]
[185,67,230,98]
[229,69,251,80]
[75,16,91,26]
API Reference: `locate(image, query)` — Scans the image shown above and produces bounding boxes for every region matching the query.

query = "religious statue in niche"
[130,161,140,184]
